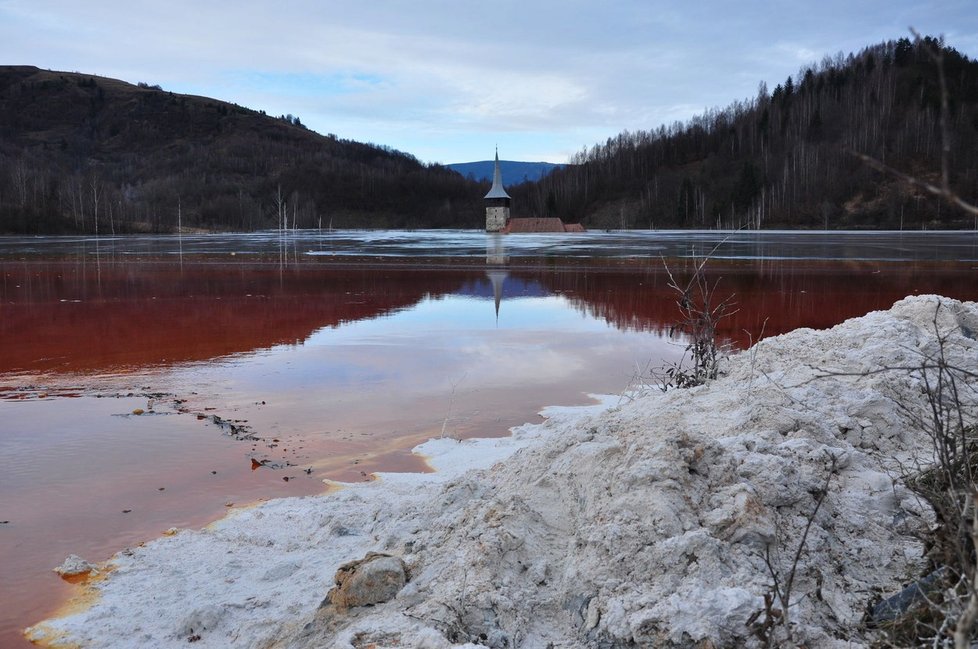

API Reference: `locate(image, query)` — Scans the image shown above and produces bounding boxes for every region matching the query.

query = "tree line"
[3,37,977,235]
[0,66,485,234]
[511,37,978,230]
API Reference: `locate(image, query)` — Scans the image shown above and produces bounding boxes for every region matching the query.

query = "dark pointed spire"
[487,269,507,324]
[484,147,511,200]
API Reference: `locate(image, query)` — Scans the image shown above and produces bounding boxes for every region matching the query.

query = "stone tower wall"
[486,206,509,232]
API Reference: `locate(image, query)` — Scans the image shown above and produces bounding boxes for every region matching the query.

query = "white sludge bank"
[27,296,978,648]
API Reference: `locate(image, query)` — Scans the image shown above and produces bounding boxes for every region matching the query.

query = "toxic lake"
[1,229,977,648]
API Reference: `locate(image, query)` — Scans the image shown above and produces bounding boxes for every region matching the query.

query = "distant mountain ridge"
[448,160,564,185]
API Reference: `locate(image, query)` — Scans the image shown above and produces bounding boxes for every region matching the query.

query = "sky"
[2,1,977,165]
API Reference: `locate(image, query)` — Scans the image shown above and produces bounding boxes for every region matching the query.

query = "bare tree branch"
[849,29,978,219]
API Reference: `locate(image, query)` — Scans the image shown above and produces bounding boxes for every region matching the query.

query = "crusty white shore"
[27,296,978,648]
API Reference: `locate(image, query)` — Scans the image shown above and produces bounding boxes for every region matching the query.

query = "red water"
[1,257,977,648]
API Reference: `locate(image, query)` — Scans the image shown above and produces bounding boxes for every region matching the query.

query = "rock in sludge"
[327,552,407,610]
[54,554,98,577]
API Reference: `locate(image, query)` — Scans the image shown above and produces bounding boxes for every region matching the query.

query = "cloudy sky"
[2,1,977,164]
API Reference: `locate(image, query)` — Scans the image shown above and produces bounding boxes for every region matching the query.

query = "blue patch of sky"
[226,70,388,98]
[299,294,617,348]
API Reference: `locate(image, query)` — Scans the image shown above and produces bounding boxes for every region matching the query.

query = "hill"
[447,160,564,184]
[0,66,485,233]
[4,37,977,234]
[512,36,978,230]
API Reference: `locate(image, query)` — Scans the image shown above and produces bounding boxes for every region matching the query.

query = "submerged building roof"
[503,218,586,233]
[484,149,511,200]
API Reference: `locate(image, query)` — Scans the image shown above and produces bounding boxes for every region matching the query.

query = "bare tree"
[849,30,978,222]
[274,184,285,232]
[90,174,101,235]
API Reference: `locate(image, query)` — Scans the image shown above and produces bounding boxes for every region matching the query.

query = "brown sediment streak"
[26,436,434,646]
[306,432,439,484]
[23,568,113,649]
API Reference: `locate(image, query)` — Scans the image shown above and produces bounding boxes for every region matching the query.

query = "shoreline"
[27,295,978,648]
[25,396,622,649]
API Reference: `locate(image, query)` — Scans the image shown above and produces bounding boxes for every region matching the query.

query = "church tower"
[484,149,511,232]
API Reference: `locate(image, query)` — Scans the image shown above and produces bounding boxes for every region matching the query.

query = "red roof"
[502,218,586,233]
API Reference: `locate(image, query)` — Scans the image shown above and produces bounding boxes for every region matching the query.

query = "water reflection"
[548,260,978,347]
[2,234,978,648]
[486,234,508,320]
[0,263,470,374]
[1,255,684,649]
[3,258,977,377]
[486,233,508,265]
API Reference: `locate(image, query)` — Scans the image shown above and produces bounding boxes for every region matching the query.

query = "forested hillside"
[0,66,484,234]
[511,37,978,230]
[3,37,976,234]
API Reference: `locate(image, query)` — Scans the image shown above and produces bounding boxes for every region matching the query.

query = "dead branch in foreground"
[849,29,978,219]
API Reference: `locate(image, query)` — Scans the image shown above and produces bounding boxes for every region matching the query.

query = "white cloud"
[1,0,977,163]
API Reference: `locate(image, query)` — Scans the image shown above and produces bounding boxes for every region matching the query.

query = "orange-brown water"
[2,254,977,648]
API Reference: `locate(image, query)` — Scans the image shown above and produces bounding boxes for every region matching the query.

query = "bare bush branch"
[655,248,738,389]
[849,151,978,218]
[849,30,978,219]
[851,301,978,646]
[750,456,837,646]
